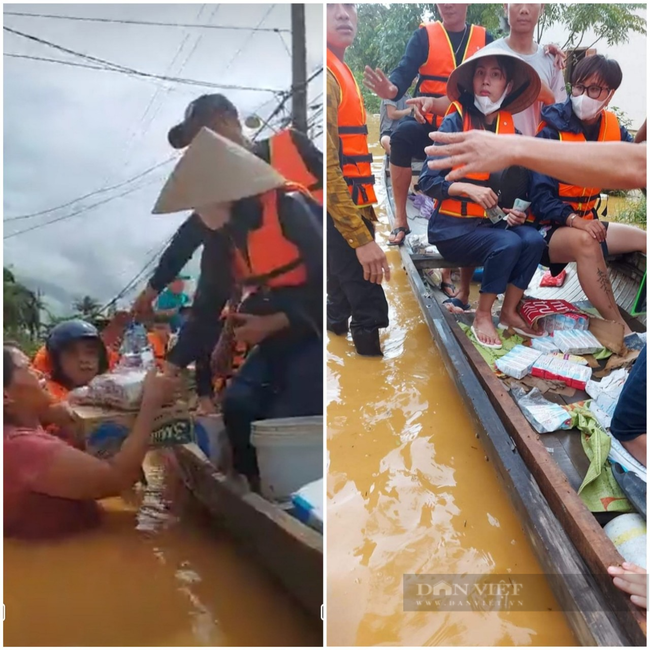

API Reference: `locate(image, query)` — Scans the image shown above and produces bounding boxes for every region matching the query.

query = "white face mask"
[571,93,610,121]
[474,84,512,116]
[197,203,232,230]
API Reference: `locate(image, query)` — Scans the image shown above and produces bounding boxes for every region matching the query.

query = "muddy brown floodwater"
[326,115,577,647]
[4,452,321,647]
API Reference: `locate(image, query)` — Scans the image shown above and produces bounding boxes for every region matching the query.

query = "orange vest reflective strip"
[270,129,323,205]
[417,22,487,127]
[438,104,516,219]
[326,48,377,206]
[232,185,308,289]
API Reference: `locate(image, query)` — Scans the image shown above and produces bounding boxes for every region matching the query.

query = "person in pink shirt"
[4,344,178,539]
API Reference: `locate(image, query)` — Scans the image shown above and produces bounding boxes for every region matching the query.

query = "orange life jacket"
[231,184,309,289]
[147,332,168,368]
[32,346,120,377]
[44,378,70,403]
[270,129,323,205]
[437,103,516,219]
[535,110,621,220]
[416,22,487,127]
[326,48,377,206]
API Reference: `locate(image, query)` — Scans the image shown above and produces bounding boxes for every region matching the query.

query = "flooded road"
[4,452,321,647]
[326,116,576,646]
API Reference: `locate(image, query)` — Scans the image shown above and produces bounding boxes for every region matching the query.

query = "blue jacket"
[530,98,633,226]
[420,108,521,243]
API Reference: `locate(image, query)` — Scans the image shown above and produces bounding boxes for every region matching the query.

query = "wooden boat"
[167,441,323,620]
[383,159,647,646]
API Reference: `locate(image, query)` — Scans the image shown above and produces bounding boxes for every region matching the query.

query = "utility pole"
[291,3,308,134]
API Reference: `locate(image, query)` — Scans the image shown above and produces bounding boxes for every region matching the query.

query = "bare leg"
[499,285,539,335]
[606,222,647,255]
[548,228,632,334]
[622,435,647,467]
[380,135,391,155]
[473,293,500,346]
[389,163,411,244]
[455,267,475,306]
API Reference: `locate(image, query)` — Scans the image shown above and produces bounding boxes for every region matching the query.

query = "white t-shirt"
[481,39,567,136]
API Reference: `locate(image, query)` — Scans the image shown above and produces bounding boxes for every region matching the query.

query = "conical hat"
[153,127,285,214]
[447,49,541,116]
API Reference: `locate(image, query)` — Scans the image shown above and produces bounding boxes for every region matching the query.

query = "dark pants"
[435,222,546,295]
[221,336,323,479]
[327,213,389,333]
[389,116,434,168]
[611,345,646,442]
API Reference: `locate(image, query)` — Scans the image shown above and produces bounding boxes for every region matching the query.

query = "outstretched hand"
[425,130,517,181]
[608,563,647,609]
[363,66,398,100]
[544,43,567,70]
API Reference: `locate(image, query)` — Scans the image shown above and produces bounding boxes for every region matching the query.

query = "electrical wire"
[4,27,281,93]
[3,11,291,33]
[5,157,177,222]
[4,173,165,239]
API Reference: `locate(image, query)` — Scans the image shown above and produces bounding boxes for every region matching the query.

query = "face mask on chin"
[473,84,512,116]
[571,93,610,121]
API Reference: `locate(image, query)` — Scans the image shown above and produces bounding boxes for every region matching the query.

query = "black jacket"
[162,190,322,396]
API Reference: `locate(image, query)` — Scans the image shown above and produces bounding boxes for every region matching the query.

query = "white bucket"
[251,416,323,502]
[604,513,647,569]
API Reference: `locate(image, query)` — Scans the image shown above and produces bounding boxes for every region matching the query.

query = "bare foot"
[472,311,501,347]
[499,311,540,337]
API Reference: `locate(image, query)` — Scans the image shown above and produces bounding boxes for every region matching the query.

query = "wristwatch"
[568,214,577,228]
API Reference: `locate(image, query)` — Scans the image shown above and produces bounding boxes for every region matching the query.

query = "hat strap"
[500,80,530,111]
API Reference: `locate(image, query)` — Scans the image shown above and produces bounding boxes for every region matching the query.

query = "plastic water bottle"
[121,323,155,370]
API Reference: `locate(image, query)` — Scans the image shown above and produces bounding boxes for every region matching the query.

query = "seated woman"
[4,344,177,539]
[530,55,646,334]
[420,51,545,349]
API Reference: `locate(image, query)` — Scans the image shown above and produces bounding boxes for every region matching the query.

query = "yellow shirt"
[327,71,377,249]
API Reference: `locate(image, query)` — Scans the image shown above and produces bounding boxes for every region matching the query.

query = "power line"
[4,27,281,93]
[252,66,323,140]
[4,174,165,239]
[99,234,176,313]
[5,157,177,222]
[3,11,291,33]
[221,4,275,75]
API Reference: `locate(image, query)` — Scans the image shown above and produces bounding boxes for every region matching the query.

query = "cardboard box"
[72,402,197,459]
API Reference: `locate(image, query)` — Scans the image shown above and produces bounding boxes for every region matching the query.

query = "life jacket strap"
[339,125,369,135]
[241,257,304,287]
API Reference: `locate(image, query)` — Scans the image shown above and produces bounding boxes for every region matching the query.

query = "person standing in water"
[327,3,390,357]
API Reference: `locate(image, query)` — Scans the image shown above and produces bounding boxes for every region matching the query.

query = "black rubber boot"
[352,328,383,357]
[327,320,349,336]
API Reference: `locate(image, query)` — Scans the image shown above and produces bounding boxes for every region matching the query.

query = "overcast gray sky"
[3,3,323,316]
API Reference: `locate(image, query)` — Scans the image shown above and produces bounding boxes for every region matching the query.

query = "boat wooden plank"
[440,310,646,643]
[392,246,633,646]
[172,444,323,619]
[384,163,645,645]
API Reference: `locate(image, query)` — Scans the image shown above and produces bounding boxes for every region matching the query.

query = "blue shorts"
[611,345,646,442]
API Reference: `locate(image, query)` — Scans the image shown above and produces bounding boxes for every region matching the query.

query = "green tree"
[3,267,42,337]
[346,3,645,112]
[73,295,102,320]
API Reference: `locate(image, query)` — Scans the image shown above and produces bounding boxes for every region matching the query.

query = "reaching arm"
[148,214,206,293]
[30,372,178,501]
[426,130,647,190]
[386,104,412,121]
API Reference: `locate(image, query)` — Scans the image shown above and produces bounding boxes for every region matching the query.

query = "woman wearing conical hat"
[419,50,546,350]
[154,128,323,490]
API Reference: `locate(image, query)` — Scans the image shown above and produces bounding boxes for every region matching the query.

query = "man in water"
[327,3,390,356]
